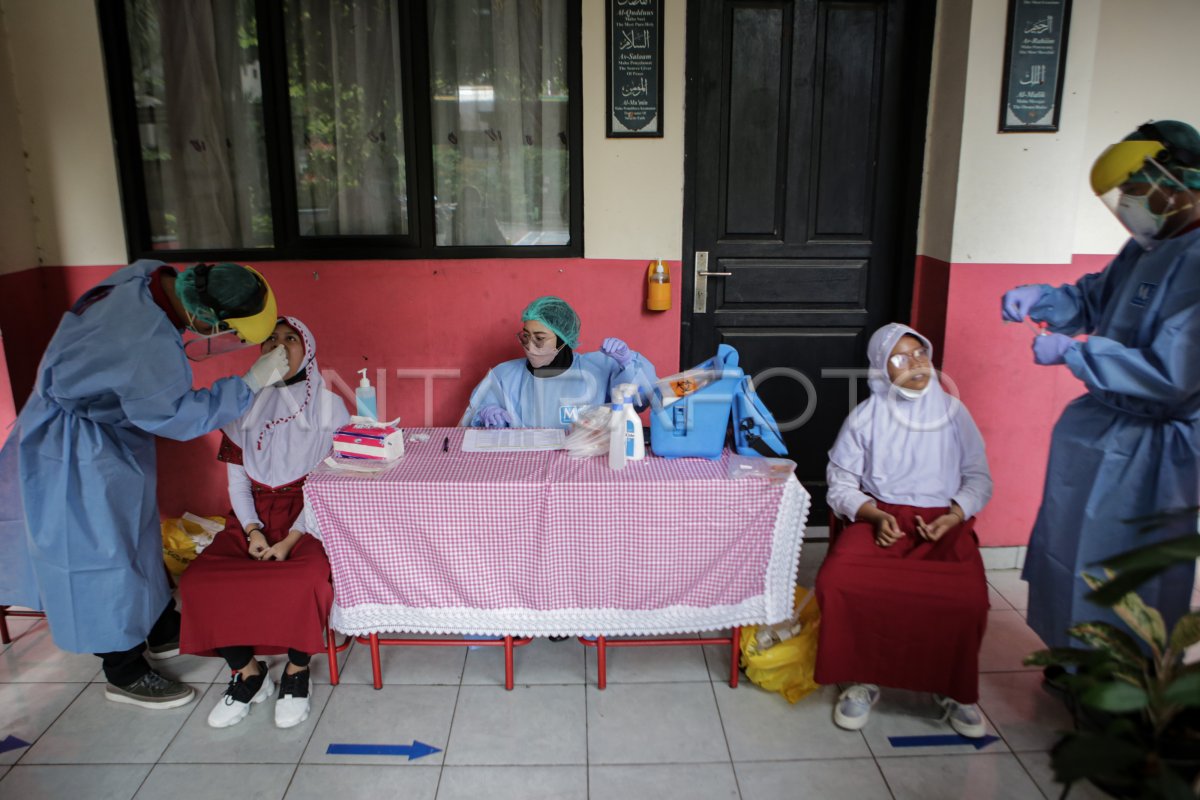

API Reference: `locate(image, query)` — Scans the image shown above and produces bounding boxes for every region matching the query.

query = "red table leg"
[730,626,741,687]
[504,636,515,690]
[326,627,340,685]
[597,635,607,690]
[370,632,383,689]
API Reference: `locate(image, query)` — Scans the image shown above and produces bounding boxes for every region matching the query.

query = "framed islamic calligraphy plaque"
[1000,0,1072,132]
[607,0,664,138]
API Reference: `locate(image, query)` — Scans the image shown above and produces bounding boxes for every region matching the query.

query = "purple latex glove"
[1032,333,1077,365]
[478,405,514,428]
[1002,285,1046,322]
[600,337,633,368]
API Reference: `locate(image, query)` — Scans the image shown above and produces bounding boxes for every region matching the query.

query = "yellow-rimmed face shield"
[182,265,278,361]
[1091,142,1198,250]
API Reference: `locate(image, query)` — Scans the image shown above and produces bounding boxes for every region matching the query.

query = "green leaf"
[1162,670,1200,707]
[1083,572,1167,652]
[1023,647,1105,668]
[1087,566,1167,607]
[1069,622,1148,671]
[1080,681,1149,712]
[1169,612,1200,652]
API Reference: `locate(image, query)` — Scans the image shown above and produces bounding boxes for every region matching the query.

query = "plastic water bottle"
[608,401,626,471]
[356,368,377,419]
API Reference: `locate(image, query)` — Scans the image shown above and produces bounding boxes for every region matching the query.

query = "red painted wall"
[0,258,684,516]
[937,254,1114,546]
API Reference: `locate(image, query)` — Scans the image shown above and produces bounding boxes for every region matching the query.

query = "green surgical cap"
[522,296,580,349]
[1124,119,1200,190]
[176,263,265,327]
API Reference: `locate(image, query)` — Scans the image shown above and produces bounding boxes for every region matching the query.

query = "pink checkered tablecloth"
[306,428,810,637]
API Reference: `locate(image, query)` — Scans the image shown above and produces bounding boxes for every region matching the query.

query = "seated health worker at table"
[0,260,286,711]
[815,323,993,738]
[460,295,657,429]
[179,317,349,729]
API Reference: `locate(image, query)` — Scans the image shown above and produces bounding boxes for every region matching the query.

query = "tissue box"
[333,419,404,461]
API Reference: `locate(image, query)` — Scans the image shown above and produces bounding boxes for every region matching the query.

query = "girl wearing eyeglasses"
[815,323,994,740]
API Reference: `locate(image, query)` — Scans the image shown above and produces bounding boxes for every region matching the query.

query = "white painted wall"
[582,0,686,261]
[1,0,125,268]
[0,0,687,271]
[919,0,1200,265]
[0,2,38,275]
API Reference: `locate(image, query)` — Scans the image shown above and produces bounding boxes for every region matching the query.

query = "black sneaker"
[207,662,273,728]
[104,670,195,709]
[274,668,311,728]
[144,639,180,660]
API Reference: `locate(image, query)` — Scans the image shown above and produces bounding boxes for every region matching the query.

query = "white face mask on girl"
[524,340,564,368]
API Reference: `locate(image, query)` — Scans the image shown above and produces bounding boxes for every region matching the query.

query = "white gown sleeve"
[289,491,322,541]
[950,405,993,520]
[826,462,873,523]
[226,463,262,530]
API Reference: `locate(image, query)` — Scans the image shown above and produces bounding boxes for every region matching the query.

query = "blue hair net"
[522,296,580,349]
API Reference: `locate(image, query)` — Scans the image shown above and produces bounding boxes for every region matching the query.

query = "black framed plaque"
[1000,0,1072,132]
[606,0,664,138]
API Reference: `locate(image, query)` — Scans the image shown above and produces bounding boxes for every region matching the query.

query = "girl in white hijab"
[180,317,349,731]
[816,323,993,738]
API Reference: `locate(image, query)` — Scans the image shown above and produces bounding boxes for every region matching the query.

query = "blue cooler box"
[649,345,743,459]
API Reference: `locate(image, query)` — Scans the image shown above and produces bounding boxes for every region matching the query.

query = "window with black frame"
[100,0,582,260]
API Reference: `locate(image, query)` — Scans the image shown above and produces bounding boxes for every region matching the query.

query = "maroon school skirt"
[179,482,333,657]
[814,501,989,703]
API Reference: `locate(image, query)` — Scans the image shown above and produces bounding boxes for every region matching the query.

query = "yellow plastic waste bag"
[740,585,821,703]
[161,513,224,580]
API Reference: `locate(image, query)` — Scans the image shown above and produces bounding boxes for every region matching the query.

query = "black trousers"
[216,646,311,671]
[95,600,180,686]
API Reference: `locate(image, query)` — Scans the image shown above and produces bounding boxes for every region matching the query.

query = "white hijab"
[828,323,971,508]
[223,316,349,488]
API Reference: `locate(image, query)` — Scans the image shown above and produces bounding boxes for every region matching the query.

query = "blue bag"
[732,375,788,458]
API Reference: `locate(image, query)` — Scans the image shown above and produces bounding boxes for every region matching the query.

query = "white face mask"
[1115,193,1166,245]
[524,340,564,369]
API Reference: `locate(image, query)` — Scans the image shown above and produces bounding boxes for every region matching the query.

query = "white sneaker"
[936,695,987,738]
[833,683,880,730]
[274,668,311,729]
[207,663,273,728]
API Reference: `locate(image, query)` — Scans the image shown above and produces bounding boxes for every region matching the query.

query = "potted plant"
[1025,509,1200,799]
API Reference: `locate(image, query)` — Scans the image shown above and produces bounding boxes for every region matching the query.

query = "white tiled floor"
[0,560,1085,799]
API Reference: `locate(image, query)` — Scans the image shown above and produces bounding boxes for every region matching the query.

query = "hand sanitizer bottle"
[356,368,377,420]
[608,401,626,471]
[618,385,645,461]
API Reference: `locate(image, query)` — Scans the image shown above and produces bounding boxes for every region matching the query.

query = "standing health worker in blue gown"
[460,296,656,428]
[1002,120,1200,648]
[0,260,290,709]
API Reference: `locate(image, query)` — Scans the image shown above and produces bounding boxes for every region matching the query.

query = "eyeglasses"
[888,347,931,370]
[516,330,555,348]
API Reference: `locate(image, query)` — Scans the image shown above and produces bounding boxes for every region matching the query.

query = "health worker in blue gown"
[460,296,657,429]
[1002,120,1200,649]
[0,260,291,709]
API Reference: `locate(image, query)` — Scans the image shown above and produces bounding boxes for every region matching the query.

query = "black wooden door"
[682,0,931,518]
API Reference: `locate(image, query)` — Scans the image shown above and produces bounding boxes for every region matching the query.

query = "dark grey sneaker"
[145,639,180,660]
[105,671,195,709]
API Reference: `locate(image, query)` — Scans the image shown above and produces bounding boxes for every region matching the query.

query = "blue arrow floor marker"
[888,733,1000,751]
[0,735,31,754]
[326,741,441,760]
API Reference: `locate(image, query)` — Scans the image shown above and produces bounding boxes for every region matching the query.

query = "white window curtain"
[127,0,272,249]
[286,0,409,237]
[429,0,570,246]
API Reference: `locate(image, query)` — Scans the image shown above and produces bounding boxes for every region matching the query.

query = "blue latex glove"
[600,337,633,368]
[1002,285,1047,322]
[478,405,514,428]
[1032,333,1077,365]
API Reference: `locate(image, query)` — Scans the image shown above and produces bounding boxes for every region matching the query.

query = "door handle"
[693,251,730,313]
